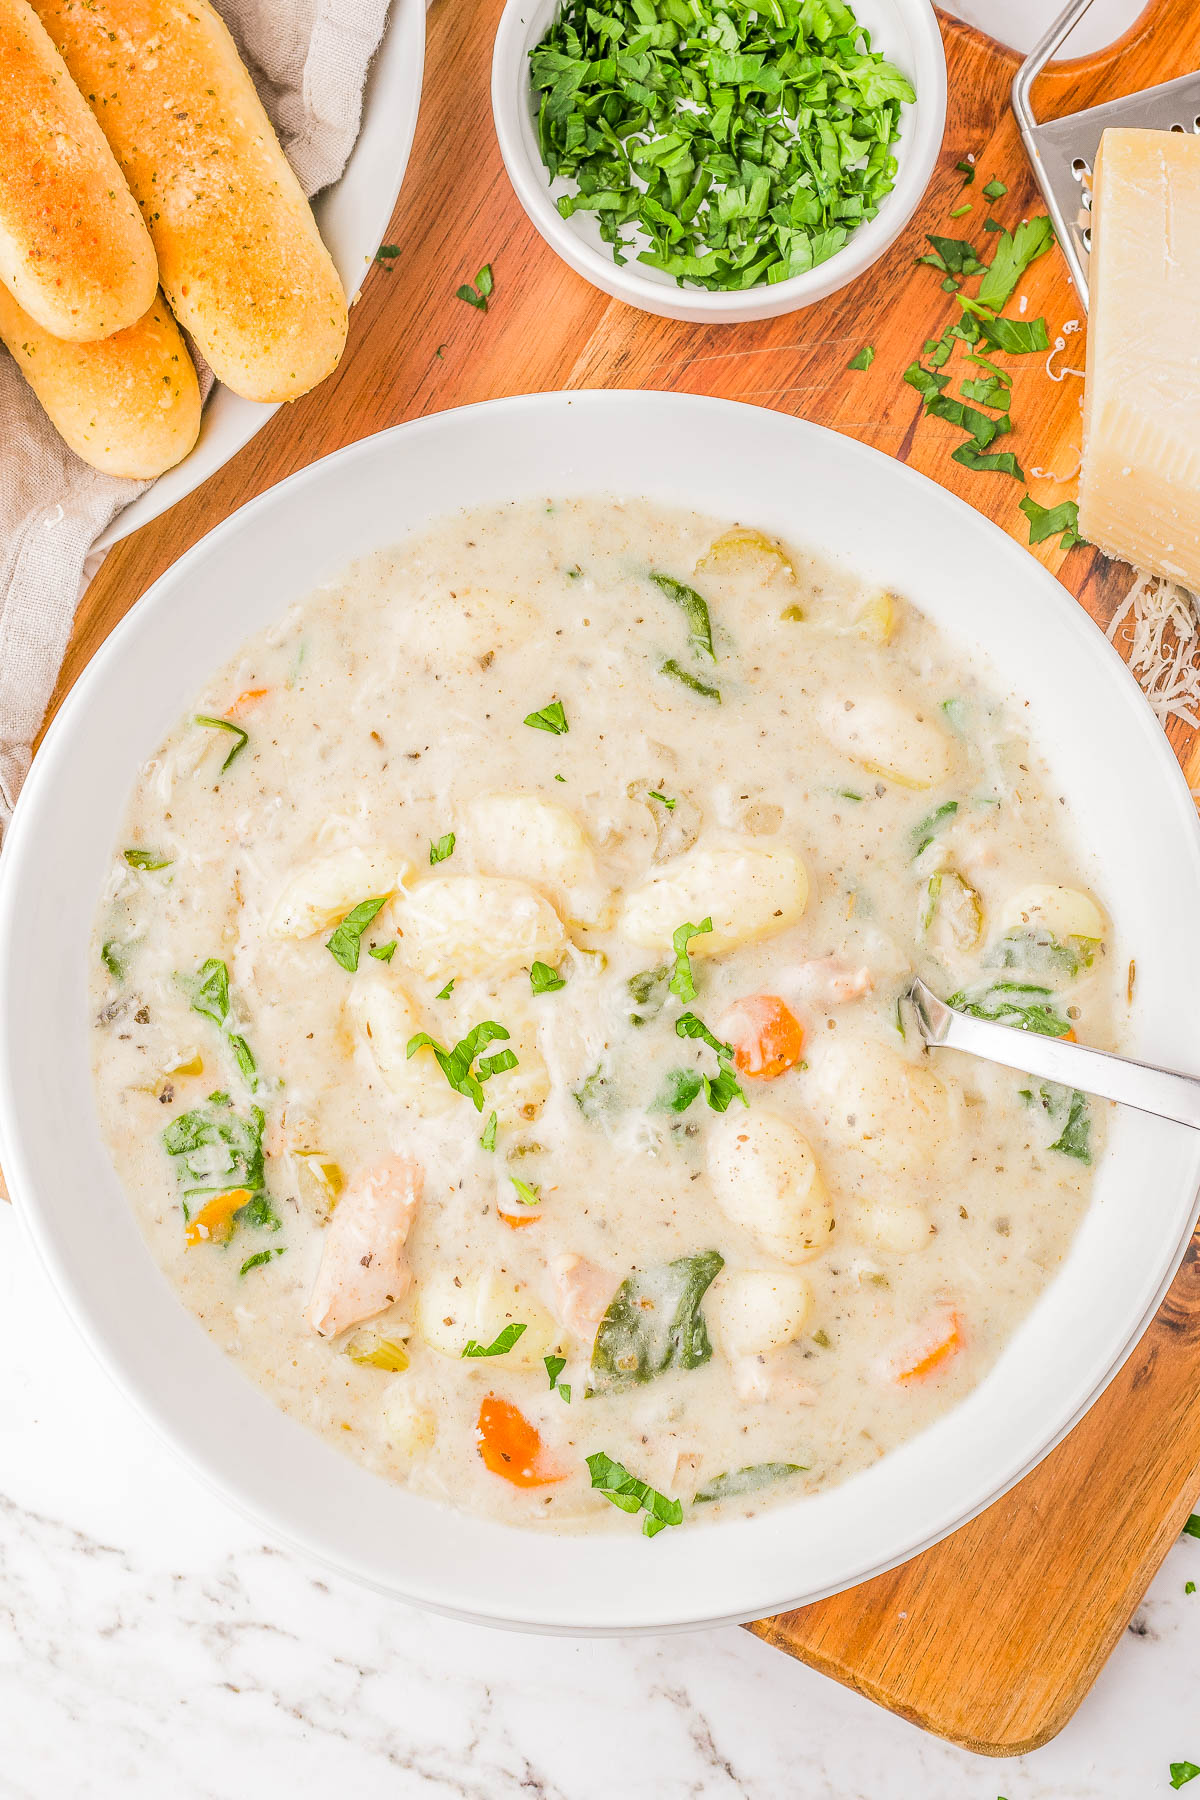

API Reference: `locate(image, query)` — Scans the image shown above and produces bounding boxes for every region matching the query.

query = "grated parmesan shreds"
[1106,569,1200,729]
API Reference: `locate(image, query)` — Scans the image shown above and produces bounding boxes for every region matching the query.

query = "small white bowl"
[492,0,947,323]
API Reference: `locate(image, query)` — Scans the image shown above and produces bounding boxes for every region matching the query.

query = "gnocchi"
[618,838,809,957]
[394,875,567,982]
[415,1268,562,1368]
[821,692,953,790]
[706,1111,836,1263]
[268,847,410,939]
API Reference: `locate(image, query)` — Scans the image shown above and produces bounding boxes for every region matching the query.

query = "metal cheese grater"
[1012,0,1200,309]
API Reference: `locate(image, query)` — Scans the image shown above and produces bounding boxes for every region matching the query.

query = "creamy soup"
[90,499,1118,1537]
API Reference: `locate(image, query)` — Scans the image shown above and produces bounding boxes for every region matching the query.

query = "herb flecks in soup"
[91,500,1116,1535]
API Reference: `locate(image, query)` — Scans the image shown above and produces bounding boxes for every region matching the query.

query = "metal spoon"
[907,977,1200,1133]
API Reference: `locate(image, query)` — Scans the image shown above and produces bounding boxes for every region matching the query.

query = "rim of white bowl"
[4,391,1200,1634]
[492,0,948,320]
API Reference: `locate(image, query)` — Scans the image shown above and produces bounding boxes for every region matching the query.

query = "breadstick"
[31,0,348,404]
[0,0,157,339]
[0,278,201,478]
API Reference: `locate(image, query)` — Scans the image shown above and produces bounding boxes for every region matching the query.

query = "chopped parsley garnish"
[524,699,569,734]
[529,0,913,294]
[193,714,249,772]
[949,202,971,219]
[456,264,493,310]
[1170,1766,1200,1791]
[1019,496,1085,551]
[407,1020,517,1110]
[326,897,388,972]
[675,1011,748,1112]
[436,978,456,1000]
[124,848,172,870]
[1048,1088,1091,1162]
[982,177,1007,199]
[574,1063,617,1120]
[101,940,126,979]
[969,308,1050,356]
[959,372,1010,408]
[911,799,958,857]
[429,832,456,864]
[669,917,712,1003]
[653,1067,704,1113]
[462,1321,527,1359]
[847,344,875,371]
[694,1462,803,1503]
[368,941,397,962]
[509,1176,541,1206]
[374,243,401,266]
[951,441,1024,480]
[648,790,676,809]
[182,957,258,1088]
[545,1354,567,1388]
[659,658,720,701]
[586,1451,682,1538]
[955,160,975,185]
[530,959,566,994]
[240,1247,285,1276]
[1187,1582,1197,1595]
[480,1109,498,1151]
[977,215,1055,311]
[1184,1515,1200,1540]
[650,571,715,661]
[919,234,986,277]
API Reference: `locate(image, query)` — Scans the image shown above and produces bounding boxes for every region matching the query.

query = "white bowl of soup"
[2,391,1199,1634]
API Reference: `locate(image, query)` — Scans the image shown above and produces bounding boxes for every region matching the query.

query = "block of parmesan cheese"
[1079,128,1200,594]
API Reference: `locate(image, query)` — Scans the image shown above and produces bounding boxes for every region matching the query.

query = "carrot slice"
[229,687,269,714]
[887,1309,965,1384]
[185,1187,251,1247]
[497,1209,542,1229]
[475,1394,565,1487]
[725,994,806,1079]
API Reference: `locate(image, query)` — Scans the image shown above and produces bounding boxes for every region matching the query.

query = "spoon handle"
[908,977,1200,1133]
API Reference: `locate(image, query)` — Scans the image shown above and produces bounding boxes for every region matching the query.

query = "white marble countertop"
[8,2,1199,1795]
[3,1194,1199,1797]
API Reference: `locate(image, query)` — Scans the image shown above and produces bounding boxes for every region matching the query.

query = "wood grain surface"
[38,0,1200,1756]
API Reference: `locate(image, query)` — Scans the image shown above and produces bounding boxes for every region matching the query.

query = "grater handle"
[1012,0,1099,305]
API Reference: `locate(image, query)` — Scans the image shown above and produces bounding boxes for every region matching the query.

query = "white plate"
[4,391,1200,1634]
[92,0,426,554]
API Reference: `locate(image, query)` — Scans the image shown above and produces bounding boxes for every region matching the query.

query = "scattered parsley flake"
[240,1247,285,1276]
[374,243,401,266]
[436,978,455,1000]
[650,571,715,662]
[480,1109,498,1152]
[586,1451,682,1538]
[124,848,171,870]
[429,832,456,864]
[659,658,721,701]
[955,160,975,185]
[407,1020,515,1111]
[456,264,493,310]
[847,343,875,371]
[524,699,569,734]
[326,897,388,972]
[368,941,397,962]
[949,202,971,219]
[1170,1766,1200,1792]
[982,177,1007,199]
[462,1321,527,1359]
[509,1176,541,1206]
[1019,495,1086,550]
[648,789,676,809]
[669,917,712,1003]
[530,960,566,994]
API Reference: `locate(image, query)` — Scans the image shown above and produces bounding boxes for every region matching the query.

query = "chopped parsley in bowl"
[528,0,914,294]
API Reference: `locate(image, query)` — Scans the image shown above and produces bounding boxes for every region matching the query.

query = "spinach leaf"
[659,658,721,701]
[1049,1088,1091,1162]
[650,571,715,662]
[651,1067,704,1113]
[588,1249,724,1394]
[162,1097,279,1232]
[628,964,670,1025]
[240,1247,285,1276]
[911,799,958,857]
[181,957,258,1088]
[947,979,1072,1038]
[694,1462,804,1504]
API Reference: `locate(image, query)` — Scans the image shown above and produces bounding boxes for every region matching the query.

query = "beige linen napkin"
[0,0,391,824]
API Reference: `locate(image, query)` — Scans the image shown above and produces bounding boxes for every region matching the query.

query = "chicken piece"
[306,1155,422,1338]
[782,956,874,1007]
[550,1252,614,1343]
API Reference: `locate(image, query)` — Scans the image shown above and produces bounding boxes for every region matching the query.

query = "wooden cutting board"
[40,0,1200,1757]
